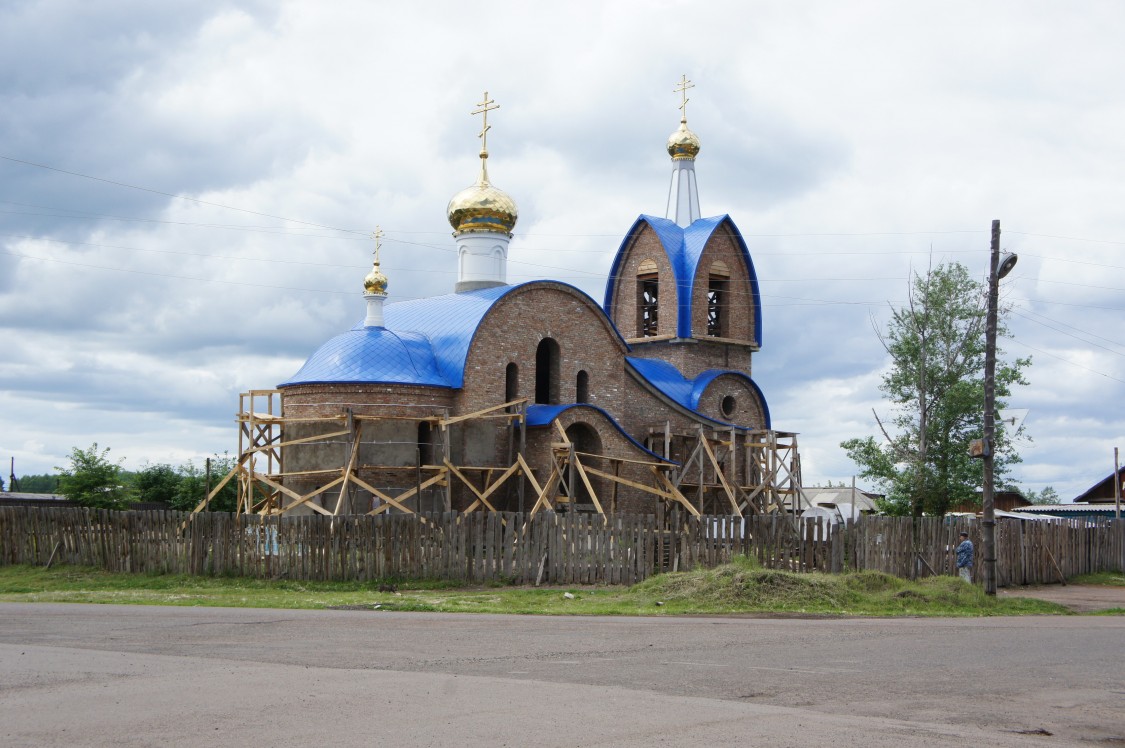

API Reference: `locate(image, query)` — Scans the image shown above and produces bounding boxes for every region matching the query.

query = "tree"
[841,261,1029,517]
[133,463,182,505]
[57,443,132,509]
[170,454,238,513]
[1025,486,1059,505]
[14,473,60,493]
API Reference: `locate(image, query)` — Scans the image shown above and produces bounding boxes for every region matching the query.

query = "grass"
[1069,571,1125,587]
[0,557,1079,616]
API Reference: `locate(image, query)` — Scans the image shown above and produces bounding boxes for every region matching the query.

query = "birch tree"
[841,261,1029,516]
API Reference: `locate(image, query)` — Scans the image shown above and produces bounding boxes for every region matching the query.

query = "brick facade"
[272,215,773,516]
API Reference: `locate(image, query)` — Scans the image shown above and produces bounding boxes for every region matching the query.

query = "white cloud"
[1,0,1122,502]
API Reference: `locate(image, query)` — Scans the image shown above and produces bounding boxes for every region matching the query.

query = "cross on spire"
[371,226,384,265]
[674,74,694,123]
[472,91,499,156]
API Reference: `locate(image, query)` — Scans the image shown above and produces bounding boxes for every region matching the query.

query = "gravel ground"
[999,583,1125,612]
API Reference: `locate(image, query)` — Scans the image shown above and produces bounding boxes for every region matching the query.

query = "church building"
[233,83,799,519]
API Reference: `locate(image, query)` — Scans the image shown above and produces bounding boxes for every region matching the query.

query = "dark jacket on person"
[956,539,974,568]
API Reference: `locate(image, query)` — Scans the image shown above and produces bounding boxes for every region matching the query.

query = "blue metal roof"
[603,214,764,345]
[626,356,772,429]
[279,327,452,387]
[377,285,516,388]
[525,403,675,464]
[280,286,516,388]
[281,281,629,389]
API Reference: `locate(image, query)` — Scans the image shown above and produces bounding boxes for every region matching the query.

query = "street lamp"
[982,219,1017,596]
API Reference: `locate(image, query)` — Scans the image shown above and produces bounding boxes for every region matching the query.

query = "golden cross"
[472,91,500,154]
[674,75,695,121]
[371,226,384,264]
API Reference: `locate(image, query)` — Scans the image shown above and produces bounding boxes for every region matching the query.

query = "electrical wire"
[0,154,365,236]
[1010,339,1125,385]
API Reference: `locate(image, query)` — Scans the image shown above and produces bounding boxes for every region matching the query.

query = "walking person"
[955,531,974,582]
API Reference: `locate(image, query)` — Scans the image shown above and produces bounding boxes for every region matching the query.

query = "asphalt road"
[2,603,1123,746]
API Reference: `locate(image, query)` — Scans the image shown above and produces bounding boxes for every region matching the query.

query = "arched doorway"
[563,422,602,510]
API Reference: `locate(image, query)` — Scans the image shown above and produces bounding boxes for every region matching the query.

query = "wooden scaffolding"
[195,390,806,519]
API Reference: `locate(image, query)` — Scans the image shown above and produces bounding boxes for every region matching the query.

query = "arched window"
[636,258,659,337]
[535,337,560,404]
[505,362,519,403]
[576,370,589,403]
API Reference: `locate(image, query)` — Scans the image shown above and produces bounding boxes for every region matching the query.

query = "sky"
[1,0,1123,501]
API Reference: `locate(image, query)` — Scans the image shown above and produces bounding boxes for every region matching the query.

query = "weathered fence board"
[1,507,1121,586]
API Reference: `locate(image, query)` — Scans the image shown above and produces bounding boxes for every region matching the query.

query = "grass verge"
[1068,571,1125,587]
[0,559,1075,616]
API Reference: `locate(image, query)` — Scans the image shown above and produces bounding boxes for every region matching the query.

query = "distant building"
[948,490,1031,514]
[0,492,72,508]
[1073,467,1125,505]
[786,486,881,515]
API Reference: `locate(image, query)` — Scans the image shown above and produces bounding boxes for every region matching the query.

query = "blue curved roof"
[626,356,772,429]
[376,285,516,388]
[279,327,452,387]
[603,214,763,346]
[281,281,628,389]
[525,403,675,464]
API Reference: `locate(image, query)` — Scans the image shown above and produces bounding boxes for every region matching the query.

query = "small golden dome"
[364,263,388,295]
[447,177,519,235]
[667,119,701,160]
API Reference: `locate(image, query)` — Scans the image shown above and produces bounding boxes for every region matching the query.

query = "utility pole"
[981,219,1018,595]
[1115,447,1121,521]
[981,220,1000,594]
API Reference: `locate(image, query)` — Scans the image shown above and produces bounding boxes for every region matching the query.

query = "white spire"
[666,158,701,226]
[665,75,702,227]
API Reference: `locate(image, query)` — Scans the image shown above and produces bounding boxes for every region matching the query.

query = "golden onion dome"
[667,119,701,160]
[447,176,518,235]
[363,262,388,295]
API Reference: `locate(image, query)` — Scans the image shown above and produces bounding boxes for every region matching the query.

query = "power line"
[1011,310,1125,358]
[0,154,365,236]
[0,249,352,296]
[1009,231,1125,247]
[1012,305,1125,351]
[1011,339,1125,385]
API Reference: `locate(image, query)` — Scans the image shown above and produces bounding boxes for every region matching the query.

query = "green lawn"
[0,557,1079,616]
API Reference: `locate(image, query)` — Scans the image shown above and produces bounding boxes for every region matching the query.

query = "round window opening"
[720,395,737,418]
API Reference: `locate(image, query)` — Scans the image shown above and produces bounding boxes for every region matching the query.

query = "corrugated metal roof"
[1009,504,1121,514]
[603,214,764,345]
[625,356,772,429]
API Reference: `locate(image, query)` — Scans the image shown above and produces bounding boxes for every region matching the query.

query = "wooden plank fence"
[1,507,1121,586]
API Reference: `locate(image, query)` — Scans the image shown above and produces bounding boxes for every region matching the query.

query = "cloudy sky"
[2,0,1122,500]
